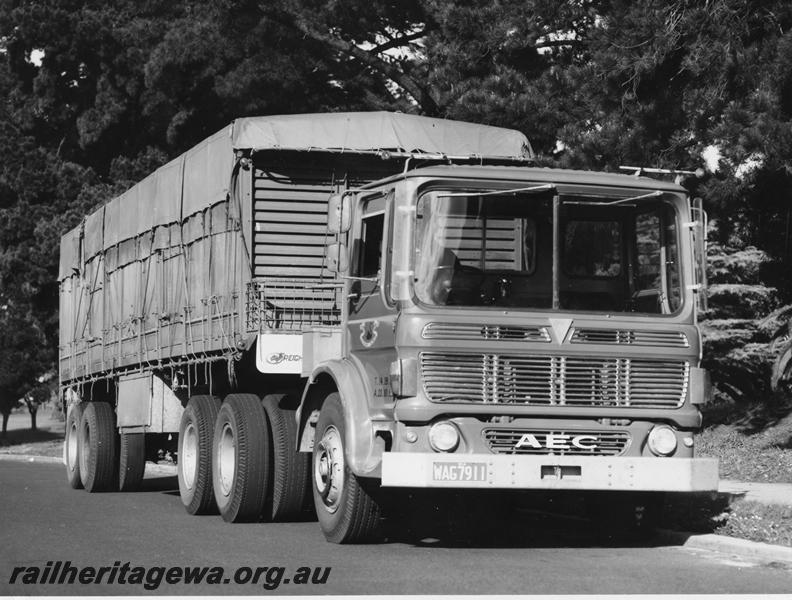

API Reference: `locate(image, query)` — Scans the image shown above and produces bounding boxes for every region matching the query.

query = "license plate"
[432,462,487,482]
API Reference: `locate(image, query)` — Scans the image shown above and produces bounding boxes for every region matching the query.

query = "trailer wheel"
[261,394,311,521]
[212,393,270,522]
[312,393,382,543]
[178,395,221,514]
[78,402,117,492]
[118,431,146,492]
[65,402,86,489]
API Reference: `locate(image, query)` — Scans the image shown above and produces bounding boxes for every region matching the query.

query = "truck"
[59,111,719,543]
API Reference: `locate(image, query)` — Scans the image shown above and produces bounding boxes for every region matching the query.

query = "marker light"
[428,421,460,453]
[648,426,678,456]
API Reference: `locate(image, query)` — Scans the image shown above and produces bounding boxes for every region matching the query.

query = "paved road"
[1,461,790,595]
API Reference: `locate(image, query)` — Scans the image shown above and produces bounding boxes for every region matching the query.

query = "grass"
[715,501,792,546]
[0,407,65,458]
[697,425,792,483]
[663,493,792,547]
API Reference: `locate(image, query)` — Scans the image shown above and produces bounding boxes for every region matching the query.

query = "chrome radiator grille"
[570,328,689,348]
[422,323,551,342]
[483,429,631,456]
[421,352,689,408]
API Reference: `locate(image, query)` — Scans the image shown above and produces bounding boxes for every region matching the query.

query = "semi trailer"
[59,111,718,543]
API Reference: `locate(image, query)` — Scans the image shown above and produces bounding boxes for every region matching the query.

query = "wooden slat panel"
[253,233,328,246]
[254,200,328,213]
[253,264,328,277]
[254,185,332,197]
[254,255,324,266]
[255,211,328,224]
[254,244,326,256]
[255,222,328,234]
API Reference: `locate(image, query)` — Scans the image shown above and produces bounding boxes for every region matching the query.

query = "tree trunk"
[1,411,8,436]
[29,407,37,431]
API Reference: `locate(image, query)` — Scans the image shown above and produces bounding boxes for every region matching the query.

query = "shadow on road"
[375,489,732,551]
[141,475,179,493]
[0,427,63,447]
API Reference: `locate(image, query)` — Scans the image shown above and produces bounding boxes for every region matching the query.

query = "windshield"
[414,188,683,314]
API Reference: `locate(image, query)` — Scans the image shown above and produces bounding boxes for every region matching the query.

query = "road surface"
[1,460,790,595]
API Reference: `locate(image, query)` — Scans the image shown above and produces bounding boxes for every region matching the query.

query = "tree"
[23,382,51,431]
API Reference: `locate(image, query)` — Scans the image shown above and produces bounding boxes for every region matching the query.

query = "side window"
[564,220,622,277]
[635,213,661,290]
[355,212,385,278]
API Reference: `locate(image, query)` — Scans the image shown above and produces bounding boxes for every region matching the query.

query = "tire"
[212,393,271,523]
[178,395,221,515]
[312,393,382,543]
[261,394,312,521]
[118,431,146,492]
[587,492,664,544]
[65,402,85,489]
[78,402,117,492]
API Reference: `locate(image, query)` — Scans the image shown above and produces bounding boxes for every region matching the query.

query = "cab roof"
[371,164,687,193]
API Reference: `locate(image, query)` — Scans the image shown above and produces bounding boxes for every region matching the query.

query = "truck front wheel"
[312,393,382,543]
[178,395,220,514]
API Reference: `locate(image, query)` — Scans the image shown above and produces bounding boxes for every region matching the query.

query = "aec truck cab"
[312,164,717,538]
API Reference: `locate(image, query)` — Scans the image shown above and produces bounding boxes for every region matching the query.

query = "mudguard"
[297,359,384,477]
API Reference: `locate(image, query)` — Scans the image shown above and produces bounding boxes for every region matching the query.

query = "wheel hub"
[218,423,236,497]
[67,420,79,472]
[181,422,198,489]
[313,425,344,514]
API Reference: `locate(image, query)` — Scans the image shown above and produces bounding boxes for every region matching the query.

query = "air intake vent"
[570,328,689,348]
[422,323,551,342]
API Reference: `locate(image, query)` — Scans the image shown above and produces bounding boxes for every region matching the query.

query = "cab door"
[346,191,397,406]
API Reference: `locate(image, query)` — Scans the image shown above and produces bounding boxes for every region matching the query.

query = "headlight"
[428,421,460,452]
[389,358,417,397]
[647,425,678,456]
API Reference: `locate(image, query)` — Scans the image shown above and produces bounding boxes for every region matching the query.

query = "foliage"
[2,1,792,401]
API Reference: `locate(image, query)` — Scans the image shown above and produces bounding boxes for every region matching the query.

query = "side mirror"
[326,242,348,273]
[328,193,352,234]
[690,197,708,312]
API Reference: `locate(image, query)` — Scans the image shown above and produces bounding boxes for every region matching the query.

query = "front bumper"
[381,453,719,492]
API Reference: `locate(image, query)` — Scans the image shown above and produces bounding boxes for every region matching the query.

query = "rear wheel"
[118,431,146,492]
[78,402,117,492]
[178,395,220,514]
[262,394,312,521]
[65,402,85,489]
[212,393,271,523]
[312,393,382,543]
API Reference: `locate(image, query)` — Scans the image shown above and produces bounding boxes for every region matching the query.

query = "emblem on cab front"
[360,320,379,347]
[515,433,598,450]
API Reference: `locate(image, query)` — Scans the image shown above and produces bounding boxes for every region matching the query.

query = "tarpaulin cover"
[183,126,235,218]
[78,112,529,251]
[231,112,532,157]
[83,206,104,259]
[58,225,81,280]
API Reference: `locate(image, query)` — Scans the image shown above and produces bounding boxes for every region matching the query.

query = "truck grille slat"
[423,323,551,342]
[570,328,689,348]
[482,429,631,456]
[421,353,689,408]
